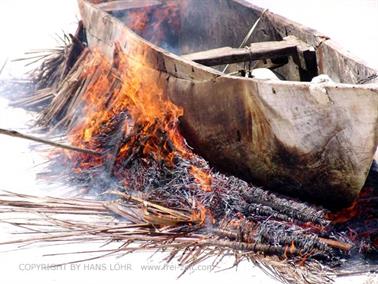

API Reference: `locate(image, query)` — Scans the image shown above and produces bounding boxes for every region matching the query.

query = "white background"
[0,1,377,283]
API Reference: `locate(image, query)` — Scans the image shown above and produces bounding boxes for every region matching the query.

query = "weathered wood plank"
[79,0,378,208]
[96,0,162,12]
[317,39,378,84]
[183,41,298,66]
[178,0,280,55]
[283,35,318,81]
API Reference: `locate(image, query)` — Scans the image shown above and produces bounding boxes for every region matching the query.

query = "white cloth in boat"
[309,74,335,105]
[251,68,281,80]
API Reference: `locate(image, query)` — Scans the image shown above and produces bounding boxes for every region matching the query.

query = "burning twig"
[0,128,102,156]
[317,238,352,252]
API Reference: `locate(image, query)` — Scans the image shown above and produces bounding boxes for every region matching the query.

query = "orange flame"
[190,203,214,225]
[69,45,180,149]
[190,166,212,192]
[126,0,182,46]
[326,201,359,224]
[64,40,212,193]
[289,241,296,254]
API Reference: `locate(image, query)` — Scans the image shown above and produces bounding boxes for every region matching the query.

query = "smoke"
[111,0,182,54]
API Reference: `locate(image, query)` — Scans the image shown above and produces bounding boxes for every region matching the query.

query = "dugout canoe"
[77,0,378,209]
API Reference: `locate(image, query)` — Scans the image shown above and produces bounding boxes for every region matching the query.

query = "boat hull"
[78,0,378,208]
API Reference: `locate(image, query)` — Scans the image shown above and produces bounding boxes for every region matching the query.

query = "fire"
[289,241,296,254]
[125,0,182,47]
[190,203,211,225]
[326,186,375,224]
[11,3,376,276]
[64,42,212,195]
[326,201,359,224]
[190,166,212,192]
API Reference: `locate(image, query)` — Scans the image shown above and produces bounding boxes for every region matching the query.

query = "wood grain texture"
[183,41,297,66]
[78,0,378,208]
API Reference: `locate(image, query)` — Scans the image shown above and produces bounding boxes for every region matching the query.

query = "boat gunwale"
[82,0,378,89]
[221,0,378,77]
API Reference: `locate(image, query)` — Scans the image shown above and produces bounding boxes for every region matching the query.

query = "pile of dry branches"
[0,22,377,284]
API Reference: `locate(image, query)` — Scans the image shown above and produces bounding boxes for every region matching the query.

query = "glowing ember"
[326,201,359,224]
[289,241,296,254]
[190,166,212,192]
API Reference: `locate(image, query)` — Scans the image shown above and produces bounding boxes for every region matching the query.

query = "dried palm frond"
[8,21,86,111]
[0,190,337,284]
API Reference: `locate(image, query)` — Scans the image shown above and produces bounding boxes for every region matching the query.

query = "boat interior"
[86,0,378,84]
[88,0,376,84]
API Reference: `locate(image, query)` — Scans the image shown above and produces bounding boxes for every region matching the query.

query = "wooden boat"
[77,0,378,208]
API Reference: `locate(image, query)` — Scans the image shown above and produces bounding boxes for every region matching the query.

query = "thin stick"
[223,8,268,73]
[318,237,352,251]
[0,128,102,156]
[0,59,8,76]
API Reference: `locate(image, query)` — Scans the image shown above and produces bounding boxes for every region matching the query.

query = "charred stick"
[210,228,240,240]
[196,239,302,256]
[256,221,351,252]
[240,186,329,226]
[318,238,352,251]
[121,144,140,168]
[0,128,101,156]
[61,33,86,77]
[246,203,294,222]
[105,112,128,175]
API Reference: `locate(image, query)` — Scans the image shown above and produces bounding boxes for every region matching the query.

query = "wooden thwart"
[183,41,298,66]
[96,0,162,12]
